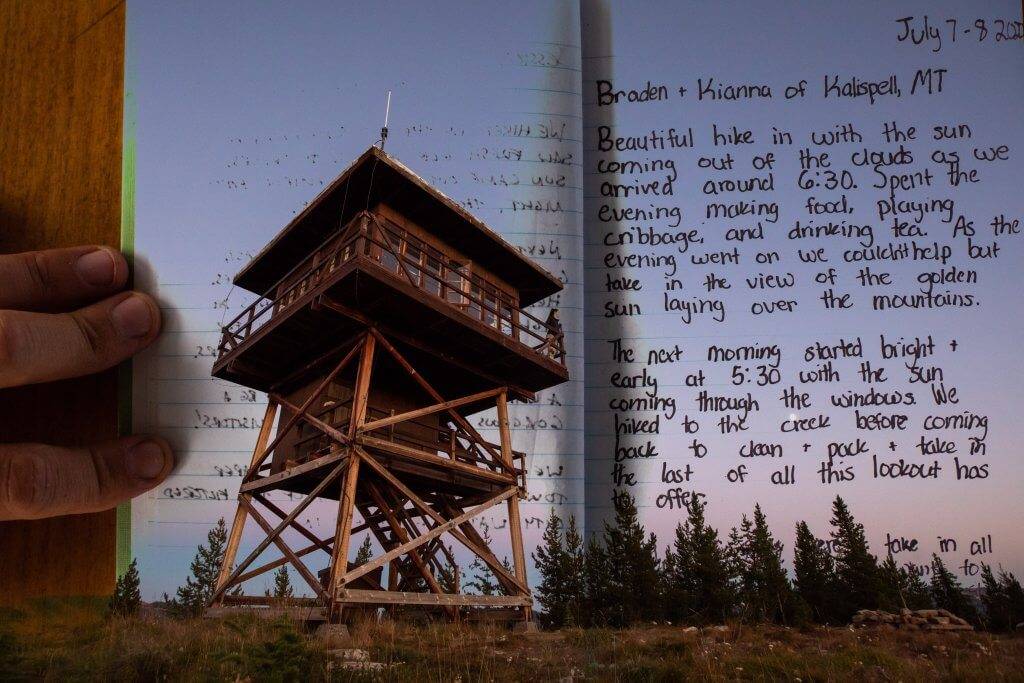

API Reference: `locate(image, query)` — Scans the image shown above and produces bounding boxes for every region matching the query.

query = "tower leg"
[328,333,375,622]
[327,455,360,621]
[214,400,279,602]
[497,390,533,626]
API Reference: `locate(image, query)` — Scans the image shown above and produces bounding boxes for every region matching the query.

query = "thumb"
[0,436,174,520]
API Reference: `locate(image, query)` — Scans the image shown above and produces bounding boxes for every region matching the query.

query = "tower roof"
[233,146,562,306]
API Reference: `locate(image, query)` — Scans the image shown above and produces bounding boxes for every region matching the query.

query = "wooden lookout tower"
[208,146,568,628]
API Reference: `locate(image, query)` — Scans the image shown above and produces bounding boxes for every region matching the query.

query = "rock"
[337,661,389,671]
[327,648,369,661]
[849,608,972,632]
[315,624,351,648]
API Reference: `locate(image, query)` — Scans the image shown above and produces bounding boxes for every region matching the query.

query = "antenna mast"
[380,90,392,150]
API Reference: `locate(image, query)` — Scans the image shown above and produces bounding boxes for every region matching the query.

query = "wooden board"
[0,0,124,603]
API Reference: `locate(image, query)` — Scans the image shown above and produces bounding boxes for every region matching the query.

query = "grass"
[1,599,1023,681]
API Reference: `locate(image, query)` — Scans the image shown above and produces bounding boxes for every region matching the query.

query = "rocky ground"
[2,598,1023,681]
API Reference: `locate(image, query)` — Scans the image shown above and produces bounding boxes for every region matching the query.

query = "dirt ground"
[2,599,1023,681]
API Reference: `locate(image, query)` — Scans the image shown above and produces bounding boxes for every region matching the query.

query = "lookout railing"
[216,211,566,368]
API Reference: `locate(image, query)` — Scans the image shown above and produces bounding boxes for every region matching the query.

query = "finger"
[0,436,174,520]
[0,246,129,312]
[0,291,161,388]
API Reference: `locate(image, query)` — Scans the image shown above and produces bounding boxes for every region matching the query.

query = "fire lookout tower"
[208,146,568,627]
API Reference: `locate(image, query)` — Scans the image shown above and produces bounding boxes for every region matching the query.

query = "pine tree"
[532,508,569,627]
[998,569,1024,629]
[271,565,294,599]
[879,555,933,611]
[663,494,734,624]
[562,514,586,627]
[829,496,881,620]
[730,504,793,623]
[583,535,611,627]
[353,535,374,566]
[793,521,836,623]
[902,565,933,609]
[929,554,978,623]
[437,555,460,594]
[172,518,230,616]
[878,553,907,611]
[108,558,142,617]
[601,492,662,626]
[980,563,1010,630]
[464,523,500,595]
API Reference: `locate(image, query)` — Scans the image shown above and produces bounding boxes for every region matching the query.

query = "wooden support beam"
[357,503,415,590]
[356,450,529,595]
[357,434,514,486]
[359,387,504,434]
[384,497,447,585]
[497,390,530,601]
[209,458,348,605]
[328,334,375,600]
[436,496,525,596]
[221,594,320,607]
[340,471,515,586]
[271,395,350,445]
[327,458,361,597]
[269,331,365,393]
[370,329,506,467]
[347,334,375,440]
[234,534,333,585]
[240,497,327,601]
[363,480,451,618]
[317,299,536,403]
[336,589,531,608]
[349,505,394,592]
[239,449,348,496]
[243,337,364,483]
[251,493,334,555]
[215,400,279,598]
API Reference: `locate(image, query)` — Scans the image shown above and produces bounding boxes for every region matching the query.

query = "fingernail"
[75,248,117,288]
[126,440,169,481]
[111,295,153,339]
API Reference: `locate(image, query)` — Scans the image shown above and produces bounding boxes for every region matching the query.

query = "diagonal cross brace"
[243,335,364,483]
[209,458,349,605]
[239,496,328,601]
[272,395,350,446]
[358,386,504,435]
[340,471,516,585]
[356,448,529,595]
[369,328,507,468]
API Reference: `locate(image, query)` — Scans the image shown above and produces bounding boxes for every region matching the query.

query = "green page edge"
[115,14,136,578]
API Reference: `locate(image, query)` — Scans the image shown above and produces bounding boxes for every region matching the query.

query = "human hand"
[0,246,174,520]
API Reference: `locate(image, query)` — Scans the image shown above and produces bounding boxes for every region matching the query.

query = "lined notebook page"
[129,0,583,598]
[582,0,1024,577]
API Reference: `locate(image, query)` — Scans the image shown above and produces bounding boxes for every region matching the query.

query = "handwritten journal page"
[128,0,583,597]
[582,0,1024,579]
[129,0,1024,597]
